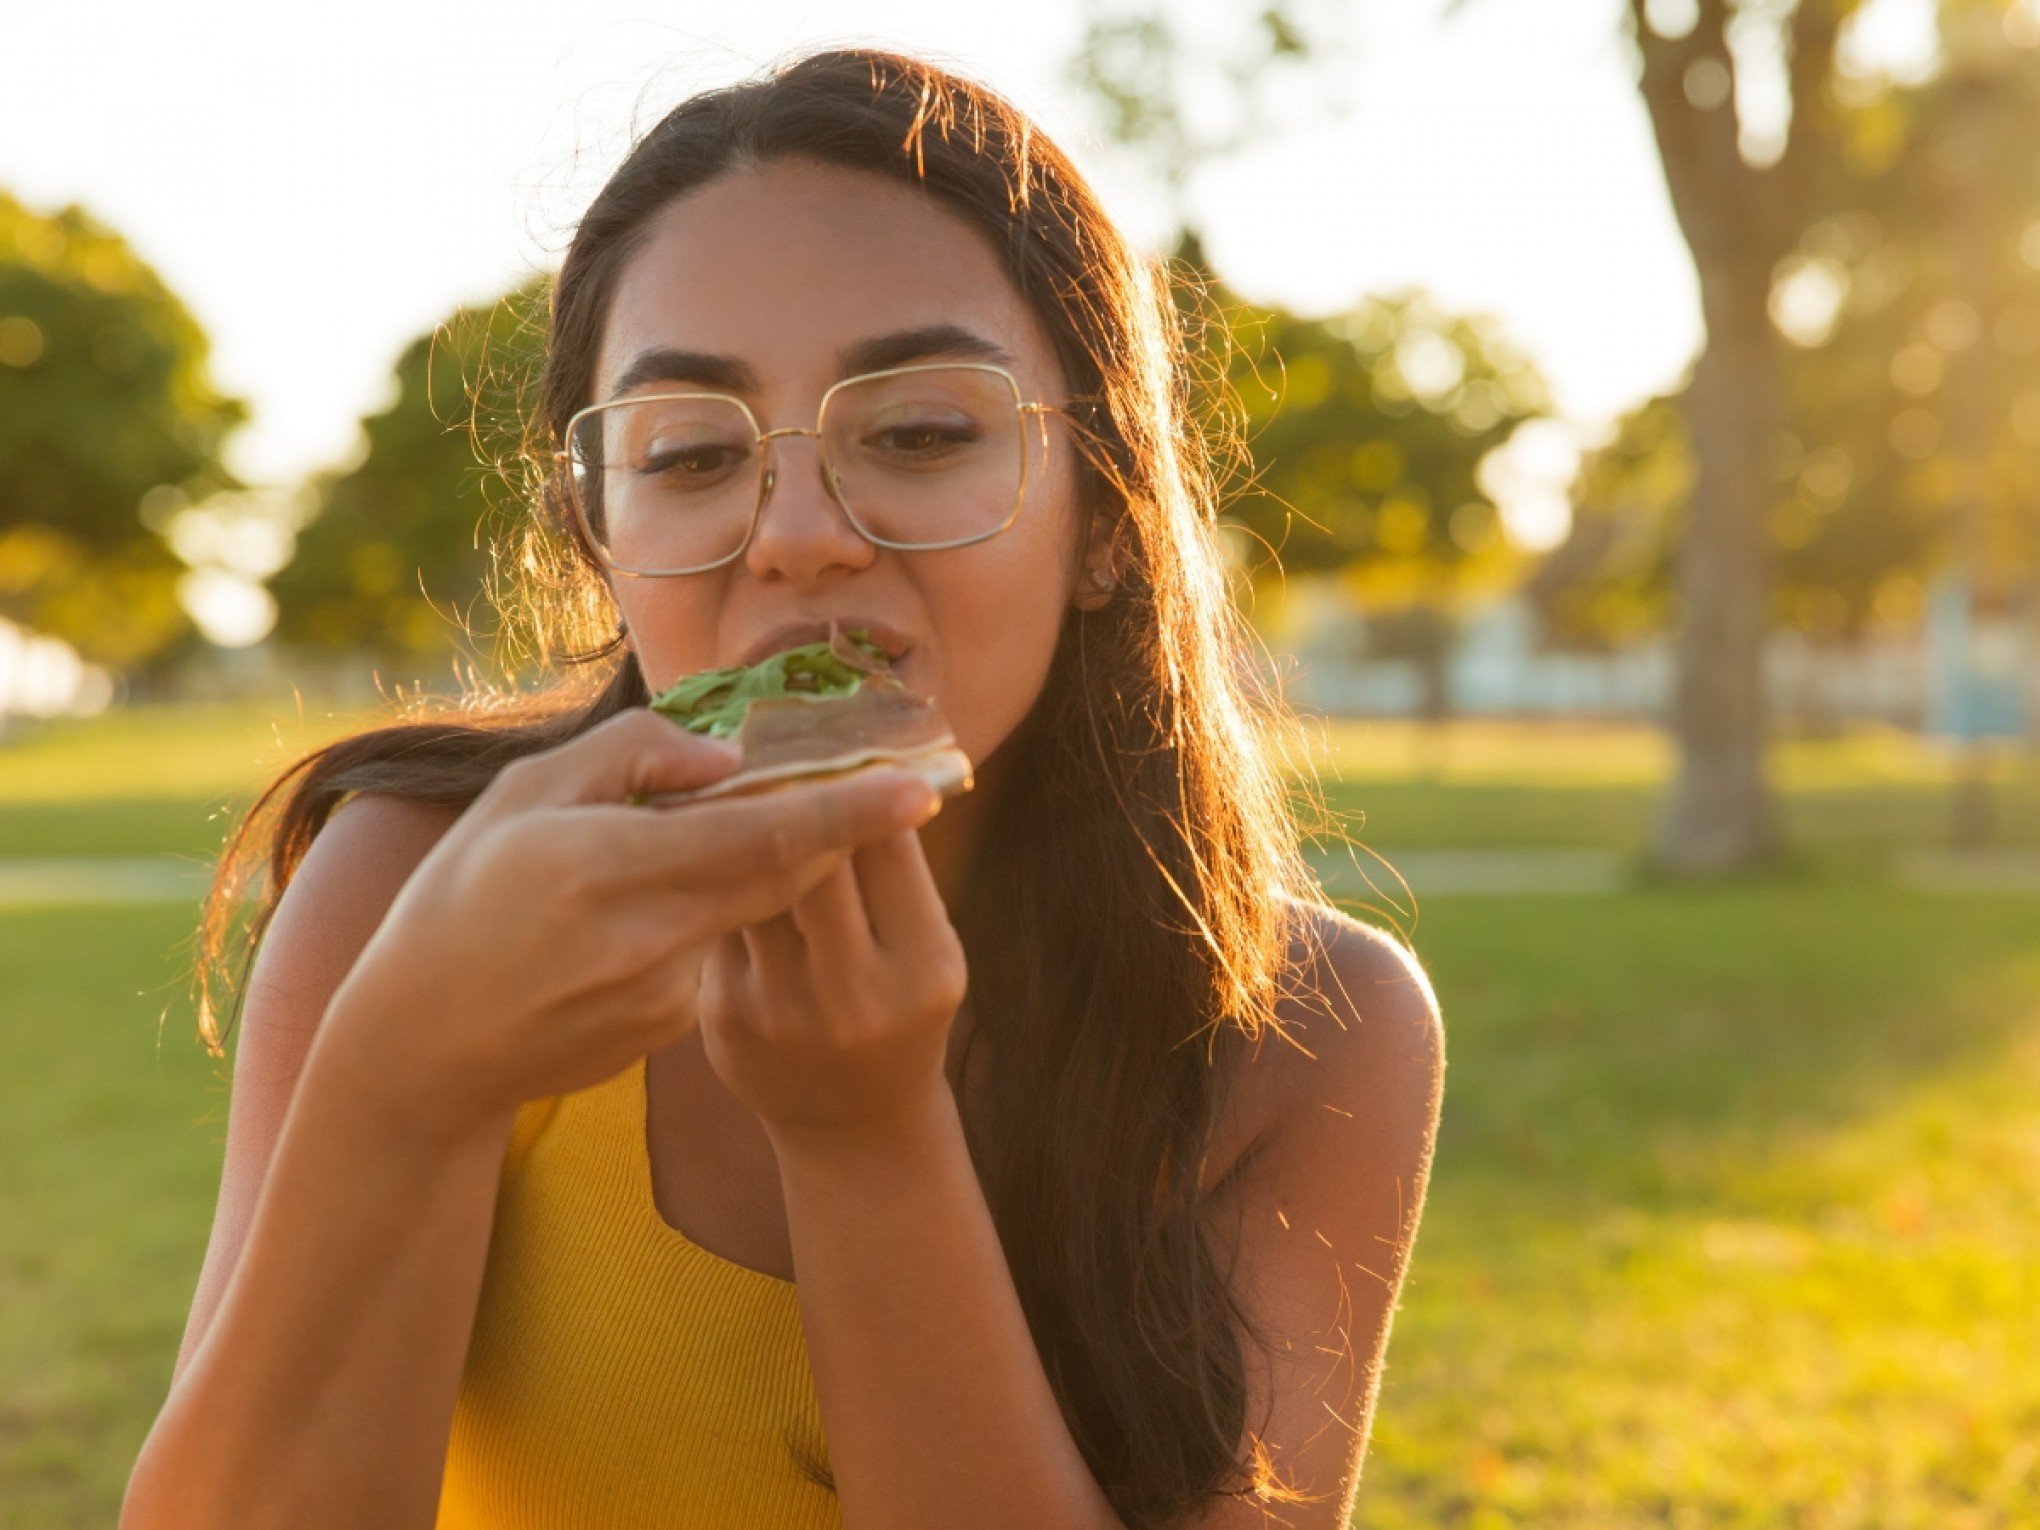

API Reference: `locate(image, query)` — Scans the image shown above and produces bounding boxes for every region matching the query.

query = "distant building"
[1286,586,2040,742]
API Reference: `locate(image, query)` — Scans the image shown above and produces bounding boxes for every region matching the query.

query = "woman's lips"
[738,614,912,668]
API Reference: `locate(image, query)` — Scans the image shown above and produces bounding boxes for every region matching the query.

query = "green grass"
[0,700,381,860]
[1359,886,2040,1527]
[0,905,228,1528]
[1,702,2037,1525]
[1295,716,2040,866]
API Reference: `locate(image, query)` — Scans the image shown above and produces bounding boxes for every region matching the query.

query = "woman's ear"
[1071,512,1126,612]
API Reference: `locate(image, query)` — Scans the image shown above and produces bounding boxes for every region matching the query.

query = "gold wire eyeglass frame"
[554,361,1079,577]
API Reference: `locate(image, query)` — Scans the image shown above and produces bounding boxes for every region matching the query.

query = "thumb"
[532,708,744,809]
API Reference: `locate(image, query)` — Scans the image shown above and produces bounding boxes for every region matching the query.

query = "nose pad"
[767,436,860,522]
[754,439,863,550]
[759,463,848,507]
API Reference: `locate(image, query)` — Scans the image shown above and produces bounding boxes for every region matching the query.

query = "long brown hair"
[194,46,1342,1526]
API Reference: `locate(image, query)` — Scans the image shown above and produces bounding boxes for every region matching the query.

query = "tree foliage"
[0,191,247,670]
[268,274,549,671]
[1181,242,1547,612]
[1543,6,2040,648]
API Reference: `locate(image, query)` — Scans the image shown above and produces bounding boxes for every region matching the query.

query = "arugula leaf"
[647,627,892,739]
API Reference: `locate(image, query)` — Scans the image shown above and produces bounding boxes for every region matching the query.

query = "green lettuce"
[647,627,891,740]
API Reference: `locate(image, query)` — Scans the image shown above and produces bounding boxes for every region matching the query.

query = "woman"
[124,46,1443,1530]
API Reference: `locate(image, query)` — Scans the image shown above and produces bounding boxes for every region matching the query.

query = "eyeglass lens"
[569,366,1026,573]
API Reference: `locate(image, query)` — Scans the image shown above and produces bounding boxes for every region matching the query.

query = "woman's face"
[590,155,1103,794]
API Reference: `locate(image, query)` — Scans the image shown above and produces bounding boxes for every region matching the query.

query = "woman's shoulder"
[326,788,469,847]
[301,790,469,901]
[236,792,468,1037]
[1246,897,1444,1139]
[293,792,563,1161]
[1286,898,1441,1047]
[243,793,469,1013]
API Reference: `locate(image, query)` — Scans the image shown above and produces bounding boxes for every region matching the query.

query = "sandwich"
[638,620,974,806]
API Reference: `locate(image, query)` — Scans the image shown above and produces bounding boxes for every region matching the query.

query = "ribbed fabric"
[436,1058,840,1529]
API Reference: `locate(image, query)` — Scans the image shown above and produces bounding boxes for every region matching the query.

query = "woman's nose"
[742,431,876,583]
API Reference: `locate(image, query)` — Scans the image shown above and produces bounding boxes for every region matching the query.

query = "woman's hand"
[695,817,968,1153]
[311,708,945,1147]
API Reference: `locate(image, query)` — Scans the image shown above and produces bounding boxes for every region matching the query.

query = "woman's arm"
[770,1091,1128,1530]
[126,719,941,1528]
[122,1029,515,1528]
[122,794,509,1530]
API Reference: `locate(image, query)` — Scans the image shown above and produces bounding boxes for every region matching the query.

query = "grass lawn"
[0,700,386,861]
[2,701,2036,1525]
[1362,885,2040,1527]
[0,904,227,1529]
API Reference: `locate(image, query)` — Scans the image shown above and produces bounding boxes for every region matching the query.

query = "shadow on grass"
[1343,880,2040,1221]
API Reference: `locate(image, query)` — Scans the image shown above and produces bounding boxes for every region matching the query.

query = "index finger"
[563,764,941,893]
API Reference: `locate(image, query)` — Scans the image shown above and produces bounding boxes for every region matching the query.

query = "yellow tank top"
[436,1057,840,1529]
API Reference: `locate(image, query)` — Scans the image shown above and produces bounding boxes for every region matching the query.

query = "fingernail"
[900,782,941,825]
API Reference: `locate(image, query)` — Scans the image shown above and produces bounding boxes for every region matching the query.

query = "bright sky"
[4,0,1695,513]
[1,0,1938,585]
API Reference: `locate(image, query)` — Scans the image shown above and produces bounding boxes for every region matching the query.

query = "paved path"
[0,857,216,908]
[6,849,2037,909]
[1888,849,2040,893]
[1319,849,1635,896]
[1321,848,2040,897]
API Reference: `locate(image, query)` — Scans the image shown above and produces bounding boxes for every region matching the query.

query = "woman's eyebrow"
[840,323,1019,377]
[605,323,1021,401]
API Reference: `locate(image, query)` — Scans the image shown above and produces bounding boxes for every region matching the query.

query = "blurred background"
[3,0,2037,1524]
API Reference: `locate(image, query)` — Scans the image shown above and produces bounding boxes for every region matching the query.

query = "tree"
[268,274,549,678]
[0,191,247,673]
[1844,5,2040,617]
[1180,238,1548,716]
[1067,1,1347,246]
[1069,3,1550,718]
[1609,0,1877,875]
[1523,393,1687,653]
[1530,5,2040,664]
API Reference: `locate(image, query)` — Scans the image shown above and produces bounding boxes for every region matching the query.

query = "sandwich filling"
[643,622,973,804]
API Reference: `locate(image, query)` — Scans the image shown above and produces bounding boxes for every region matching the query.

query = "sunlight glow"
[1479,419,1583,554]
[176,568,278,648]
[0,619,113,717]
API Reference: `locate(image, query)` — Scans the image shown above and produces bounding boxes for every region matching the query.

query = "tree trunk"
[1625,0,1841,876]
[1651,270,1786,871]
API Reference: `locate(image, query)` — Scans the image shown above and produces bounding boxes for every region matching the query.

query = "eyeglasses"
[556,362,1079,577]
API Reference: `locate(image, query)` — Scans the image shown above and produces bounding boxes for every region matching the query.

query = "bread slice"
[646,679,974,805]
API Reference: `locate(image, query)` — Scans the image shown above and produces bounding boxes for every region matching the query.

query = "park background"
[3,0,2038,1524]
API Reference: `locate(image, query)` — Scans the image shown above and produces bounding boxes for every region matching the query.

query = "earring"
[1090,568,1114,591]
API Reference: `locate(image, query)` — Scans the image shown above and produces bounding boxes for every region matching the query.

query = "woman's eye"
[641,446,744,477]
[874,424,976,454]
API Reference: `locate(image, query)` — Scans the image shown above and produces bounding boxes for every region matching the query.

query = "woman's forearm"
[768,1090,1127,1530]
[123,1010,515,1530]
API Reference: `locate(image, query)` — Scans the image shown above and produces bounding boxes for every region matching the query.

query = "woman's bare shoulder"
[292,791,469,915]
[1294,900,1441,1045]
[1250,897,1444,1129]
[325,789,470,849]
[244,793,470,1028]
